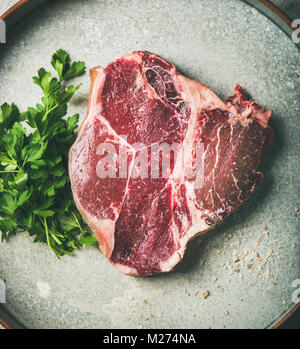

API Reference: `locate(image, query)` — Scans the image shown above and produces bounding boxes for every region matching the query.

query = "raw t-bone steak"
[69,51,273,276]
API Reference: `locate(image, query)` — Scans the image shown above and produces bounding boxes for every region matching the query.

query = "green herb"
[0,49,97,257]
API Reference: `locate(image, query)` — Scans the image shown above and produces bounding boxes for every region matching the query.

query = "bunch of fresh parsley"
[0,49,97,257]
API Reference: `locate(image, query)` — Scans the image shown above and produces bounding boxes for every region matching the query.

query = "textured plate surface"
[0,0,299,329]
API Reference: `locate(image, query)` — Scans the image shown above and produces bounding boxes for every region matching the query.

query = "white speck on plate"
[36,281,51,298]
[286,81,295,89]
[250,8,258,16]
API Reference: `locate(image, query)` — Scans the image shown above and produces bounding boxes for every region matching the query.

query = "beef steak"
[69,51,273,276]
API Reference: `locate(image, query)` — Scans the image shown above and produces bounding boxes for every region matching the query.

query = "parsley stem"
[43,103,58,123]
[0,170,19,173]
[71,211,82,231]
[43,217,54,254]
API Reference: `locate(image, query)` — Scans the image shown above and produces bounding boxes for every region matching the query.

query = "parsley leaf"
[51,49,85,81]
[0,49,97,256]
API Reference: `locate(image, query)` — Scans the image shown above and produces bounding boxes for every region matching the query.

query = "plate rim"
[0,0,299,330]
[0,0,29,21]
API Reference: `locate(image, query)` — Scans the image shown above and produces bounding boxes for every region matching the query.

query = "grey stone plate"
[0,0,299,329]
